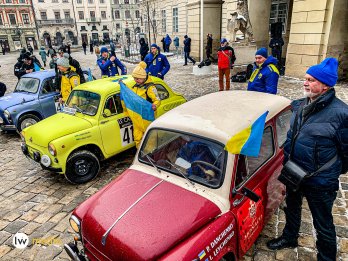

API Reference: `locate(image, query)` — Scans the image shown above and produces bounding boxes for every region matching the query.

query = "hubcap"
[21,118,38,130]
[74,159,92,176]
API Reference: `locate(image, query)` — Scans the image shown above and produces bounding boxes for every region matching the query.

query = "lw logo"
[13,233,29,249]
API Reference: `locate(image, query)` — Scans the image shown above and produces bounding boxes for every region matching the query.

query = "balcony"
[86,17,101,24]
[37,19,74,26]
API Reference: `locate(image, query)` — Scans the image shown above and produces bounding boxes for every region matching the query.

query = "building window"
[77,0,82,3]
[6,0,12,3]
[8,14,17,25]
[38,0,44,2]
[54,11,61,20]
[78,11,84,20]
[0,14,3,26]
[90,11,95,17]
[116,23,120,30]
[113,0,119,3]
[161,10,166,33]
[22,14,30,24]
[40,11,47,20]
[134,0,139,3]
[135,10,140,19]
[125,10,130,19]
[81,26,86,31]
[102,25,107,30]
[100,0,104,3]
[19,0,26,3]
[269,0,289,34]
[92,25,97,31]
[52,0,58,2]
[101,11,106,19]
[64,11,70,19]
[124,0,129,4]
[62,0,69,2]
[88,0,93,3]
[172,7,178,33]
[114,10,120,19]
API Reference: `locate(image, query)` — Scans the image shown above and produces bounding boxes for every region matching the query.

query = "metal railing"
[86,17,101,23]
[37,19,74,25]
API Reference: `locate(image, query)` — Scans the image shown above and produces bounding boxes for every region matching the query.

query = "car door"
[99,92,135,155]
[39,77,60,118]
[154,83,186,117]
[230,126,277,257]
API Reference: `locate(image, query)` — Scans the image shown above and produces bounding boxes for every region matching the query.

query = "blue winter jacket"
[247,55,279,94]
[97,55,126,77]
[284,89,348,190]
[164,35,172,45]
[144,51,170,79]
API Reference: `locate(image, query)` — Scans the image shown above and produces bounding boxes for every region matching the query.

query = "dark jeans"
[184,51,195,65]
[282,187,337,261]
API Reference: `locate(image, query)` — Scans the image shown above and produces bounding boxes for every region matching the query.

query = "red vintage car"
[65,91,292,261]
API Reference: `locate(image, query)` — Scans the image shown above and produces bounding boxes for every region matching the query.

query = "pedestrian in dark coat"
[67,44,71,55]
[183,35,196,66]
[160,37,165,53]
[27,45,33,55]
[64,53,85,83]
[82,42,87,55]
[139,38,149,61]
[89,42,93,54]
[206,33,214,60]
[164,34,172,52]
[14,57,24,79]
[267,58,348,261]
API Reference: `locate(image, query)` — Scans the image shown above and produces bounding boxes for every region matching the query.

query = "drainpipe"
[30,0,40,47]
[200,0,203,61]
[71,0,79,45]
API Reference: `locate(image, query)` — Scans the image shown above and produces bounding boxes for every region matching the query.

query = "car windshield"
[15,78,40,94]
[139,129,226,188]
[66,90,100,116]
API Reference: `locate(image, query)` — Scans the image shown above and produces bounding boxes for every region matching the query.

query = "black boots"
[267,236,298,250]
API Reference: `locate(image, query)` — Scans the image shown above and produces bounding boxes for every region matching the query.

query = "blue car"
[0,69,93,132]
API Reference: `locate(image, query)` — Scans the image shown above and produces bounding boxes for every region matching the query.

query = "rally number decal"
[118,117,134,147]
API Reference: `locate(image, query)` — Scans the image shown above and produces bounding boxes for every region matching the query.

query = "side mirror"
[103,109,111,117]
[232,186,260,205]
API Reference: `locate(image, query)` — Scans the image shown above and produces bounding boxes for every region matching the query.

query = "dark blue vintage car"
[0,69,93,132]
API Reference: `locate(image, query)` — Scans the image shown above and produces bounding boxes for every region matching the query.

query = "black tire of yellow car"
[65,150,100,184]
[18,114,41,132]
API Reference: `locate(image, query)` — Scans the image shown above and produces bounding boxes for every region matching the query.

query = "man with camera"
[267,58,348,261]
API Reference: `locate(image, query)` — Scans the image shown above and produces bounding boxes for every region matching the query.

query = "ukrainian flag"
[198,250,206,260]
[87,68,93,82]
[120,81,155,122]
[225,111,269,157]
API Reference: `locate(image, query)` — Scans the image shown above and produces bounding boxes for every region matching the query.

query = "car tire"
[65,150,100,184]
[18,114,41,132]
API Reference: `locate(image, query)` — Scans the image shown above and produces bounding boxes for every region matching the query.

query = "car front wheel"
[18,114,41,131]
[65,150,100,184]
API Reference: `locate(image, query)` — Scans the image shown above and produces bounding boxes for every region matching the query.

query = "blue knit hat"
[220,38,227,44]
[255,47,268,58]
[100,47,108,53]
[306,58,338,87]
[151,44,159,49]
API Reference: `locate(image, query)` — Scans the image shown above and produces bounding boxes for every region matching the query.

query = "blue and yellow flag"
[119,81,155,122]
[87,68,93,82]
[225,111,269,157]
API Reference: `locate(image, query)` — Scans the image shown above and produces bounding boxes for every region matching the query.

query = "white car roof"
[151,91,291,144]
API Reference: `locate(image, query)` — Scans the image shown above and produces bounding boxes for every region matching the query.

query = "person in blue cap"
[144,44,170,79]
[97,46,127,78]
[267,58,348,261]
[247,47,279,94]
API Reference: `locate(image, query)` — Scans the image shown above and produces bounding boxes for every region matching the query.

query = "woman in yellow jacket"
[123,61,161,148]
[56,56,80,103]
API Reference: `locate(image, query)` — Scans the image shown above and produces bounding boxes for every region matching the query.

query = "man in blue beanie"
[144,44,170,79]
[267,58,348,261]
[247,47,279,94]
[97,46,127,78]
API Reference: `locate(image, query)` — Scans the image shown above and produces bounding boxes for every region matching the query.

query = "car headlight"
[48,143,56,156]
[4,110,12,122]
[69,215,81,234]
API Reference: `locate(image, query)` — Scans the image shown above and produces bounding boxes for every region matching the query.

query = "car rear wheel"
[65,150,100,184]
[18,114,41,131]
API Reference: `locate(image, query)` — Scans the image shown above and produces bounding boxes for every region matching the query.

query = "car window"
[15,78,40,94]
[66,90,100,116]
[155,84,169,100]
[276,109,291,147]
[41,78,56,94]
[235,127,274,188]
[103,93,123,116]
[139,129,226,188]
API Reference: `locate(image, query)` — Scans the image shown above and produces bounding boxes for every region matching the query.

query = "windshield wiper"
[72,104,85,114]
[165,160,195,186]
[141,151,161,174]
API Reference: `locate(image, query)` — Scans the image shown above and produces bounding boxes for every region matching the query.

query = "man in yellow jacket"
[56,56,80,103]
[123,61,161,148]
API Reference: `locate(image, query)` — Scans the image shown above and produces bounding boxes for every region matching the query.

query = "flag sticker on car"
[118,117,134,146]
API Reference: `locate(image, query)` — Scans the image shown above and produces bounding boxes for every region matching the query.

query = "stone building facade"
[31,0,78,47]
[0,0,38,52]
[72,0,113,45]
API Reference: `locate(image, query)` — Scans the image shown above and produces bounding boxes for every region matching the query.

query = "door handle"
[100,120,109,124]
[233,196,245,207]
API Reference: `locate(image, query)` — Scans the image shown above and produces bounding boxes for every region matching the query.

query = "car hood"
[80,169,221,261]
[0,92,36,110]
[24,113,92,147]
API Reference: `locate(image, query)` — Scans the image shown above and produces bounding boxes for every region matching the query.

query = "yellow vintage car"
[20,75,186,184]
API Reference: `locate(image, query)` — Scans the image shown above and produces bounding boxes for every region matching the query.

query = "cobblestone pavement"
[0,50,347,260]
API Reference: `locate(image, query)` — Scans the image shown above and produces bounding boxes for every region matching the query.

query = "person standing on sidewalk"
[139,38,149,61]
[183,35,196,66]
[267,57,348,261]
[173,36,180,58]
[82,42,87,55]
[206,33,214,61]
[144,44,170,79]
[217,38,235,91]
